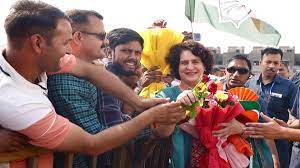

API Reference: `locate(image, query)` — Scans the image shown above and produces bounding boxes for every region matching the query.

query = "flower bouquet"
[183,75,252,168]
[138,28,183,98]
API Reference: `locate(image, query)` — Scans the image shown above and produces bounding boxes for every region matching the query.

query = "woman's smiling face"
[178,50,205,86]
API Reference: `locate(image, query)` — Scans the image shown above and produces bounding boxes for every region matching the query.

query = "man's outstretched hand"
[244,113,286,139]
[134,97,171,112]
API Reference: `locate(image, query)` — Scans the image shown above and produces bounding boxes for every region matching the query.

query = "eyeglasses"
[226,67,250,74]
[79,31,106,40]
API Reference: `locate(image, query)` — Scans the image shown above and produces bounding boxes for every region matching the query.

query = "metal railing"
[0,137,167,168]
[0,146,49,168]
[0,146,97,168]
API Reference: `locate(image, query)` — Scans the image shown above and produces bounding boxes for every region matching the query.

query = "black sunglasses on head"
[76,31,106,40]
[226,67,250,74]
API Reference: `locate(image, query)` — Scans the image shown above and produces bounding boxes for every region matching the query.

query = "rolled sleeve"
[18,110,73,149]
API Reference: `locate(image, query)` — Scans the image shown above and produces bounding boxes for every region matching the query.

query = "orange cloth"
[236,110,259,123]
[227,135,253,157]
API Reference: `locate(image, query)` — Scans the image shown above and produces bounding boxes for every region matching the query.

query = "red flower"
[207,82,218,94]
[201,75,210,83]
[227,94,237,103]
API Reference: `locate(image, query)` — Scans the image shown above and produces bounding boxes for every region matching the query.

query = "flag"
[185,0,281,46]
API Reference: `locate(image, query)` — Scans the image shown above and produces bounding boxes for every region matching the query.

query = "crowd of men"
[1,0,300,168]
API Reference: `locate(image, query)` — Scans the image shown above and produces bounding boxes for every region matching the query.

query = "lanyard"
[259,81,275,103]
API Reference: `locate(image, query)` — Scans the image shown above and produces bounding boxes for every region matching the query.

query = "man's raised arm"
[55,55,165,111]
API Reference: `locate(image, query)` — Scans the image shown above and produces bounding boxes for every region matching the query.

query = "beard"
[110,63,137,77]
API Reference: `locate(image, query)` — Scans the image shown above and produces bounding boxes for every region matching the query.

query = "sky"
[0,0,299,52]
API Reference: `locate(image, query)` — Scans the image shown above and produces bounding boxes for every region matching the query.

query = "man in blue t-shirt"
[246,47,297,168]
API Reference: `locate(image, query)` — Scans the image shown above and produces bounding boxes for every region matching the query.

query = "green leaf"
[203,91,210,97]
[183,101,202,118]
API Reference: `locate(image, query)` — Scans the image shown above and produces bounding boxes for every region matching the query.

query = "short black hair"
[228,54,252,71]
[4,0,69,46]
[166,40,214,80]
[261,47,283,60]
[107,28,144,50]
[66,9,103,31]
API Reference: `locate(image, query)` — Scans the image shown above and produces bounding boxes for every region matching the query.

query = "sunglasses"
[79,31,106,40]
[226,67,250,74]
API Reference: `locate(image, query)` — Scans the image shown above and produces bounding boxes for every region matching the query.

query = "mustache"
[111,63,137,77]
[229,78,240,81]
[266,68,276,72]
[230,76,239,80]
[126,59,138,65]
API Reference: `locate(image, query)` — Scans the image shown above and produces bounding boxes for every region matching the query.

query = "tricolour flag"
[185,0,281,46]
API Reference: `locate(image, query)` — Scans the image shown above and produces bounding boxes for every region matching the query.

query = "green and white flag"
[185,0,281,46]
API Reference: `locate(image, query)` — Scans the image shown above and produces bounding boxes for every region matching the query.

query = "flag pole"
[191,22,195,41]
[188,0,195,41]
